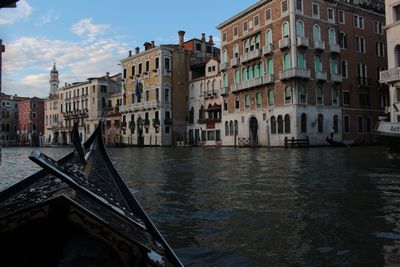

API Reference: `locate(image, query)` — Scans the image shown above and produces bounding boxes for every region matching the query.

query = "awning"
[205,105,221,111]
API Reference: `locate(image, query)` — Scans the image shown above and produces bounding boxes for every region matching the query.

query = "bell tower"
[49,62,59,96]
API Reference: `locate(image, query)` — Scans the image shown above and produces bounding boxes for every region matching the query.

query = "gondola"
[326,134,353,147]
[0,122,184,267]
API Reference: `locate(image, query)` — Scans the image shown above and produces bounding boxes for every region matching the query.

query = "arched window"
[242,67,248,81]
[296,20,305,37]
[285,86,292,104]
[284,114,291,133]
[189,107,194,123]
[333,115,339,132]
[229,121,234,135]
[267,59,274,74]
[249,37,255,51]
[301,113,307,133]
[266,29,273,45]
[225,121,229,136]
[223,75,228,87]
[259,61,265,76]
[330,58,338,75]
[271,116,277,134]
[200,82,204,96]
[316,87,323,105]
[328,28,336,45]
[332,88,339,106]
[244,40,249,53]
[268,89,274,106]
[248,66,254,80]
[207,81,211,95]
[341,60,348,78]
[199,105,204,119]
[395,45,400,67]
[315,55,322,72]
[255,35,260,49]
[256,92,262,108]
[223,99,228,111]
[235,97,240,109]
[222,49,228,63]
[233,44,239,58]
[282,21,290,38]
[313,24,321,41]
[318,114,324,133]
[254,64,260,78]
[244,94,250,108]
[283,53,291,69]
[298,52,305,69]
[235,70,240,83]
[234,120,239,135]
[299,86,307,104]
[277,115,284,133]
[339,32,347,48]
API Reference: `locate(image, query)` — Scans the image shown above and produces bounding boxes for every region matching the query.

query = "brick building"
[0,93,27,146]
[217,0,387,146]
[18,97,45,146]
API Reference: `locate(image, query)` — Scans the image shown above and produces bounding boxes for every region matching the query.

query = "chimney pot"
[209,35,213,45]
[135,47,140,54]
[201,33,206,42]
[151,41,155,47]
[178,30,185,48]
[128,50,132,57]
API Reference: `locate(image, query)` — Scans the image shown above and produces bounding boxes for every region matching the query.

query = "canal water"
[1,146,400,266]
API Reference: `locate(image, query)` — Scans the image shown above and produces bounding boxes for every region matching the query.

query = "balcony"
[262,44,273,55]
[329,44,341,54]
[231,57,239,67]
[164,118,173,125]
[232,77,263,92]
[221,86,229,96]
[279,37,290,49]
[315,71,327,81]
[262,74,274,84]
[197,118,222,124]
[119,100,161,113]
[220,62,228,71]
[314,40,325,50]
[380,67,400,84]
[297,37,309,48]
[331,73,343,83]
[240,49,261,63]
[152,69,160,76]
[279,68,311,80]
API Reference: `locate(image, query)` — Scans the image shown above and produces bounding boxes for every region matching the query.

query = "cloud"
[2,34,130,97]
[71,18,110,41]
[36,10,58,26]
[0,0,32,25]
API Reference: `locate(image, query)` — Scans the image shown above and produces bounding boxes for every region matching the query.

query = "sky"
[0,0,256,98]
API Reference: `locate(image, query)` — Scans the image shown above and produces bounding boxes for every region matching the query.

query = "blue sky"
[0,0,255,97]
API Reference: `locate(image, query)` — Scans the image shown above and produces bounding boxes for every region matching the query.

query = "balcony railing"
[221,86,229,95]
[314,40,325,50]
[262,74,274,84]
[329,44,341,53]
[197,118,222,124]
[262,44,273,55]
[119,100,161,113]
[315,71,327,81]
[232,77,263,92]
[380,67,400,83]
[331,73,343,83]
[279,68,311,80]
[279,37,290,49]
[240,49,261,63]
[231,57,239,67]
[297,37,309,48]
[220,62,228,71]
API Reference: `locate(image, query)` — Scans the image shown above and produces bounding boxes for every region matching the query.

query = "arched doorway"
[137,117,144,146]
[249,116,258,146]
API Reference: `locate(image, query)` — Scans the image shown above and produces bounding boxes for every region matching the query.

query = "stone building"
[217,0,387,146]
[0,93,27,146]
[18,97,45,146]
[119,31,219,146]
[44,63,62,144]
[380,0,400,121]
[104,91,123,146]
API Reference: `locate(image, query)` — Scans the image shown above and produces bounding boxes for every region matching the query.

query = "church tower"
[49,62,59,96]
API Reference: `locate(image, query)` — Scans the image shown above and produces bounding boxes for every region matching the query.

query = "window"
[265,9,271,22]
[254,15,259,27]
[235,97,240,109]
[164,58,170,71]
[245,95,250,109]
[338,10,345,24]
[242,68,248,81]
[357,63,368,86]
[256,93,262,108]
[299,86,307,104]
[277,116,284,133]
[315,55,322,72]
[233,26,238,37]
[332,88,339,106]
[301,113,307,133]
[296,0,303,12]
[282,21,289,38]
[333,115,339,133]
[344,116,350,133]
[394,4,400,22]
[330,58,338,75]
[358,116,364,133]
[281,0,288,13]
[271,116,277,134]
[312,3,320,18]
[283,53,291,70]
[366,117,372,132]
[339,32,347,49]
[355,36,366,53]
[32,102,37,109]
[296,20,305,37]
[145,61,150,72]
[123,68,127,79]
[376,42,385,57]
[138,63,143,74]
[243,21,248,32]
[341,60,348,78]
[225,121,229,136]
[359,93,370,107]
[145,90,149,101]
[284,114,291,133]
[285,86,292,104]
[222,32,227,42]
[155,58,159,69]
[318,114,324,133]
[298,52,305,69]
[267,59,274,74]
[32,112,37,119]
[313,25,321,42]
[224,99,228,111]
[234,70,240,83]
[374,21,383,34]
[343,91,350,105]
[317,87,323,105]
[266,29,272,45]
[327,8,335,23]
[328,28,336,45]
[164,88,170,102]
[268,89,274,106]
[354,15,364,29]
[396,45,400,67]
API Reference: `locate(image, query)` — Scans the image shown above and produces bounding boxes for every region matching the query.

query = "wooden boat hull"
[375,121,400,152]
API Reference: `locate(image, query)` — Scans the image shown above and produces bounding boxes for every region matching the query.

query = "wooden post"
[284,136,288,148]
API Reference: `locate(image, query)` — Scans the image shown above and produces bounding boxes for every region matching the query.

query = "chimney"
[135,47,140,54]
[209,35,214,45]
[65,83,67,87]
[178,30,185,48]
[106,72,110,79]
[151,41,155,47]
[128,50,132,57]
[201,33,206,42]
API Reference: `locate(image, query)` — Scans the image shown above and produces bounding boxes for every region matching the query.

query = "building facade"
[0,93,26,146]
[380,0,400,121]
[217,0,387,146]
[18,97,45,146]
[44,63,61,144]
[104,91,123,146]
[187,59,223,146]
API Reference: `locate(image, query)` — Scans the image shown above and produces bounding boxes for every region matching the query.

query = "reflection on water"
[1,146,400,266]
